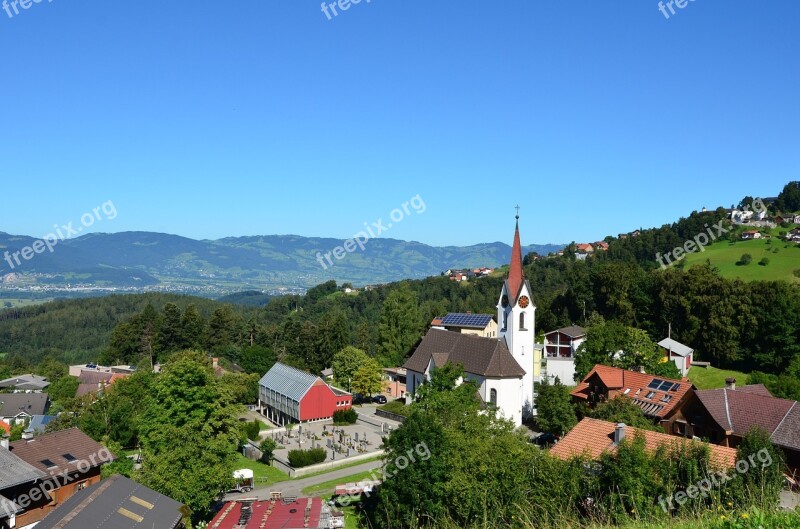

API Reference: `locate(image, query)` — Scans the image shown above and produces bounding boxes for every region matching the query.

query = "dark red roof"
[695,388,796,438]
[209,499,325,529]
[506,219,525,300]
[9,428,115,477]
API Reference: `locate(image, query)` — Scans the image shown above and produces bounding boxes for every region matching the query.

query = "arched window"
[503,312,508,331]
[519,312,526,330]
[489,388,498,407]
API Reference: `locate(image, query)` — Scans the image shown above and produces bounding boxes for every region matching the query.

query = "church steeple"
[507,207,524,300]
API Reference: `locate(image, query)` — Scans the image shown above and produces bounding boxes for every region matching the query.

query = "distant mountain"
[0,231,564,292]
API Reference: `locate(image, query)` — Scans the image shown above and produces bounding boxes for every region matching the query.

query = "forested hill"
[0,230,563,290]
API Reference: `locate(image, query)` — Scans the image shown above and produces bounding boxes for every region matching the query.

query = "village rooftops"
[209,498,338,529]
[35,474,185,529]
[9,428,115,478]
[0,374,50,391]
[0,393,50,418]
[551,418,737,470]
[571,365,692,419]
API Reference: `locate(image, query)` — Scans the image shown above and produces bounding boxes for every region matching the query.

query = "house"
[21,416,56,440]
[679,380,800,470]
[594,241,609,251]
[7,428,116,527]
[0,394,50,425]
[74,371,129,398]
[0,375,49,393]
[550,418,737,470]
[382,368,407,399]
[320,368,334,381]
[404,216,537,426]
[0,441,48,529]
[430,313,498,338]
[258,363,352,425]
[571,365,694,433]
[741,230,762,240]
[575,243,594,254]
[657,337,694,377]
[209,498,342,529]
[34,474,186,529]
[542,326,585,384]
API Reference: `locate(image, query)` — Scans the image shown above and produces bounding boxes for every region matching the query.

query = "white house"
[404,216,535,426]
[542,326,585,384]
[658,337,694,377]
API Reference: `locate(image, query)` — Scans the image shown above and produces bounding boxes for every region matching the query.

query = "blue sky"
[2,1,798,247]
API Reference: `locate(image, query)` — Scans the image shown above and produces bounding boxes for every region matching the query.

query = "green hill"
[681,233,800,284]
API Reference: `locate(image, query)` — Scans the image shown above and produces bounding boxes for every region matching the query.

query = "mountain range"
[0,231,564,293]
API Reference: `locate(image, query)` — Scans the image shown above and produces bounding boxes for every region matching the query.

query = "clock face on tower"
[518,296,530,308]
[501,295,509,308]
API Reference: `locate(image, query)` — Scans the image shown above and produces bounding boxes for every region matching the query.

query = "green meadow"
[681,235,800,284]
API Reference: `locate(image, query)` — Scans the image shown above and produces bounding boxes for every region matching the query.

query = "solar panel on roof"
[669,383,680,392]
[647,379,663,390]
[658,380,674,391]
[441,313,493,328]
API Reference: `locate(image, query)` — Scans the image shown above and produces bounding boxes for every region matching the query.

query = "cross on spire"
[515,205,520,220]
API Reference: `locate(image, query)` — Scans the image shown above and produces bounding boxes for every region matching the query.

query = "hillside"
[0,231,563,294]
[682,233,800,283]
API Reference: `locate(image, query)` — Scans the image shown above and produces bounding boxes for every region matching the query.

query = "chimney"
[725,377,736,391]
[0,439,8,450]
[212,358,219,369]
[614,423,626,444]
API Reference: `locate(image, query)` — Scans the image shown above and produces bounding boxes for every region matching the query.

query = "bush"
[259,438,277,463]
[737,253,753,266]
[288,447,327,468]
[333,408,358,425]
[378,400,412,417]
[793,269,800,278]
[240,420,261,442]
[758,257,770,266]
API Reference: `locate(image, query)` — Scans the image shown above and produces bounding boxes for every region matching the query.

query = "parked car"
[352,393,367,404]
[372,395,387,404]
[532,432,558,447]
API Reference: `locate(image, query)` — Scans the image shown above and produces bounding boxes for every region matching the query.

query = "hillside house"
[382,368,407,399]
[741,230,762,240]
[258,363,352,425]
[571,365,694,433]
[657,337,694,377]
[0,394,50,425]
[541,326,585,384]
[678,380,800,471]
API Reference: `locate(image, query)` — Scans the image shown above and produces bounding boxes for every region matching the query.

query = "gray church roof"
[259,363,321,402]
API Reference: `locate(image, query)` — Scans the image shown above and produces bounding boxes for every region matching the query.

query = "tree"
[351,358,383,397]
[156,303,185,353]
[138,351,240,519]
[590,395,660,431]
[737,253,753,266]
[259,437,277,463]
[534,377,577,437]
[331,346,370,388]
[377,284,423,367]
[775,181,800,212]
[207,306,242,352]
[181,304,207,350]
[312,311,349,373]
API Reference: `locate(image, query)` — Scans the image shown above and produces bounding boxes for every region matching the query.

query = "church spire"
[507,207,524,299]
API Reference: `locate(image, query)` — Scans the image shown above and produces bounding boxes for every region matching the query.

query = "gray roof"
[24,415,56,434]
[35,474,185,529]
[548,326,586,338]
[0,374,50,391]
[771,402,800,451]
[0,393,50,418]
[259,363,321,401]
[0,447,47,491]
[658,338,694,357]
[404,329,526,378]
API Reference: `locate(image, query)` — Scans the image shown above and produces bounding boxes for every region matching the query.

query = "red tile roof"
[550,418,737,470]
[571,365,692,419]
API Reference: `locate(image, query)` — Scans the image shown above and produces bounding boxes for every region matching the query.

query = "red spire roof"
[507,217,524,299]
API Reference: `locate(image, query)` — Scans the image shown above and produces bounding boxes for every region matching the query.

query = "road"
[225,459,384,501]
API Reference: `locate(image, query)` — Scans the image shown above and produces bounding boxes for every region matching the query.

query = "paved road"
[225,459,384,501]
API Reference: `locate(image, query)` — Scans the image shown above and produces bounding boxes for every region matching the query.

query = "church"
[403,215,536,426]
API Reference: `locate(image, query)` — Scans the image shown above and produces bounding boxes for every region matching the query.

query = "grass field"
[300,469,379,496]
[233,454,290,485]
[681,236,800,283]
[687,366,749,389]
[0,297,54,308]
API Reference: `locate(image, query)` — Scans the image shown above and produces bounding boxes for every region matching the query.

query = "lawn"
[233,454,290,485]
[687,366,748,390]
[681,236,800,283]
[301,469,380,496]
[295,455,383,480]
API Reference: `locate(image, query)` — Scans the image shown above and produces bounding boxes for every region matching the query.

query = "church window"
[519,312,526,330]
[489,388,497,407]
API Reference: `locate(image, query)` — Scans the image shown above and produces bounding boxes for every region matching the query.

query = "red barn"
[258,363,352,425]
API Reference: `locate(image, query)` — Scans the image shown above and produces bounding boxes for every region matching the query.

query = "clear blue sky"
[2,1,798,246]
